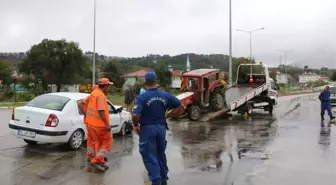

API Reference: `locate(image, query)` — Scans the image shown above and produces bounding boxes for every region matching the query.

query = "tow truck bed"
[199,83,269,122]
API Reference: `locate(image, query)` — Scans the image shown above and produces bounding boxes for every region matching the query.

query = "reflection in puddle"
[169,114,278,172]
[319,124,331,147]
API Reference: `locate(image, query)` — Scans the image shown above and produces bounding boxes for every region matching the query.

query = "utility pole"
[237,27,264,74]
[229,0,232,86]
[277,49,294,93]
[92,0,97,86]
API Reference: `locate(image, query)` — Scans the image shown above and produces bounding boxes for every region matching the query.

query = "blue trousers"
[139,124,168,185]
[321,102,333,117]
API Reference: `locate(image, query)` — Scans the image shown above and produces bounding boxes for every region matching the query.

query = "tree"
[269,70,278,84]
[304,65,309,72]
[155,62,172,89]
[101,61,124,88]
[331,71,336,81]
[0,60,12,84]
[19,39,88,92]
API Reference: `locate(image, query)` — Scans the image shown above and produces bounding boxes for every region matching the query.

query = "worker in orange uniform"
[85,78,113,172]
[78,84,100,163]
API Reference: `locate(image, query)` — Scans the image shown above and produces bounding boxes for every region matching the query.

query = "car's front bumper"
[8,122,69,143]
[331,98,336,106]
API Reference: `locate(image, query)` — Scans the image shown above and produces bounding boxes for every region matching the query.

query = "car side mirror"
[117,107,123,113]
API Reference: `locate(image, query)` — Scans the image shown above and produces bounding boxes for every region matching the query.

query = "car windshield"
[26,95,71,111]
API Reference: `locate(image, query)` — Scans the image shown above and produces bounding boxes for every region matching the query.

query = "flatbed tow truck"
[175,62,278,122]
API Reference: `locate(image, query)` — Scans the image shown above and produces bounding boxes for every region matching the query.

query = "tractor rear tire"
[188,105,201,121]
[210,88,225,111]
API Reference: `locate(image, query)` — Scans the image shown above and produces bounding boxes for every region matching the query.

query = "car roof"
[183,69,220,77]
[44,92,90,100]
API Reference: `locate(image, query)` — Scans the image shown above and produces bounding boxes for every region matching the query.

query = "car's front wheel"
[23,139,37,145]
[67,129,84,150]
[118,122,133,136]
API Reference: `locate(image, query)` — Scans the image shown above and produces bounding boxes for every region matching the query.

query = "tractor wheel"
[210,88,225,111]
[188,105,201,121]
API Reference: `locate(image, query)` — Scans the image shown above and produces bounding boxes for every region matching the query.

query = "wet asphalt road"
[0,94,335,185]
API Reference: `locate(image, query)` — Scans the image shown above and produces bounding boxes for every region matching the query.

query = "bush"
[17,92,35,102]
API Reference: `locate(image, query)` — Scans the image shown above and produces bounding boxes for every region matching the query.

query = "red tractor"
[178,69,227,121]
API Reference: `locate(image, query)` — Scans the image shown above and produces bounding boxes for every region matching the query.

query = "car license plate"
[18,130,36,138]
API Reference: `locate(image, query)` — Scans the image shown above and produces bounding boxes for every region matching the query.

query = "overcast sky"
[0,0,335,68]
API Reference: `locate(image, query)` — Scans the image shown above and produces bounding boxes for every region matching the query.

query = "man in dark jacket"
[319,86,335,121]
[124,84,136,112]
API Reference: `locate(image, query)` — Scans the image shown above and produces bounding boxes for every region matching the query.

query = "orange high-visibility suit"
[85,88,112,165]
[82,84,100,159]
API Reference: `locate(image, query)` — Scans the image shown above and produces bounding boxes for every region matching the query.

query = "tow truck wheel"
[211,88,225,111]
[188,105,201,121]
[246,103,253,115]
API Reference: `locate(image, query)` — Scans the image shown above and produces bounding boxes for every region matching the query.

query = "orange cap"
[98,78,113,85]
[92,85,98,91]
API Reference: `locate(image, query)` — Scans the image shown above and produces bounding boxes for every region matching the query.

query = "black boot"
[90,162,106,172]
[161,181,167,185]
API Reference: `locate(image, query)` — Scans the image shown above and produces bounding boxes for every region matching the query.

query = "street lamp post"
[237,27,264,74]
[229,0,232,86]
[92,0,97,86]
[277,49,294,93]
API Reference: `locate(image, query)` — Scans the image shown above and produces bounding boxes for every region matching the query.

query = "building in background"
[121,69,151,91]
[320,76,329,82]
[299,72,321,84]
[276,71,288,84]
[171,70,183,89]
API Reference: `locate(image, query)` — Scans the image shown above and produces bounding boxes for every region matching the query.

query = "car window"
[271,81,276,90]
[76,100,117,114]
[77,100,84,115]
[26,95,70,111]
[107,102,117,113]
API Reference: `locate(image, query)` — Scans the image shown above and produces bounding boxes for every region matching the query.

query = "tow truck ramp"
[199,83,270,122]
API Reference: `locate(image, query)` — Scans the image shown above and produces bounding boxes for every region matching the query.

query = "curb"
[0,106,21,109]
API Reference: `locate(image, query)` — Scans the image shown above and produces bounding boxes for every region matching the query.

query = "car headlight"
[122,112,132,122]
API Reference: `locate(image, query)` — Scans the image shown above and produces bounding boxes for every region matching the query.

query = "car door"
[76,100,88,135]
[107,101,121,132]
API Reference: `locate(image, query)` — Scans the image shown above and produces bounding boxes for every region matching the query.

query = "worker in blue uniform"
[319,86,335,121]
[132,72,183,185]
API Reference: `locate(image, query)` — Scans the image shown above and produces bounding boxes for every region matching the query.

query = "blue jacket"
[133,88,181,126]
[319,91,330,103]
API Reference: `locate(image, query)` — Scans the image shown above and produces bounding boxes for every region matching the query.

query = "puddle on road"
[168,113,278,172]
[3,95,330,185]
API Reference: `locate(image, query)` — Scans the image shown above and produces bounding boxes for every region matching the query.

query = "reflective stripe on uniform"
[87,147,96,155]
[86,112,101,119]
[97,149,109,157]
[87,105,98,112]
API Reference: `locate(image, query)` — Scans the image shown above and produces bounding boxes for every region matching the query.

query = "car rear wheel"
[23,139,37,145]
[67,129,84,150]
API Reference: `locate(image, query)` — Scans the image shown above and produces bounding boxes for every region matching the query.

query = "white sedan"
[8,92,133,150]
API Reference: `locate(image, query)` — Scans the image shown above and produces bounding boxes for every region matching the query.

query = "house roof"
[121,70,149,77]
[183,69,220,77]
[171,70,183,76]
